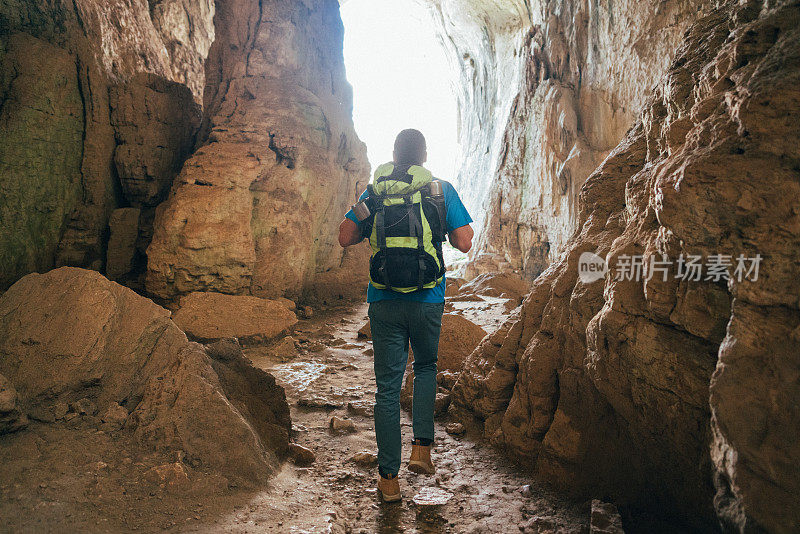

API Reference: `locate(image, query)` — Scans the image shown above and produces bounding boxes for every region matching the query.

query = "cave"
[0,0,798,532]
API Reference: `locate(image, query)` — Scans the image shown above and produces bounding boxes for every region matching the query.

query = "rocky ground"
[232,300,590,533]
[0,270,601,533]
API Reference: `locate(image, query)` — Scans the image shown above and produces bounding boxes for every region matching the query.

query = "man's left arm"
[444,182,474,253]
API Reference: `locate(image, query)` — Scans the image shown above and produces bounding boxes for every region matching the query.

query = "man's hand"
[449,224,474,253]
[338,218,362,247]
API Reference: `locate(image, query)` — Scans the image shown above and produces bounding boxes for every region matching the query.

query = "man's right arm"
[338,218,362,248]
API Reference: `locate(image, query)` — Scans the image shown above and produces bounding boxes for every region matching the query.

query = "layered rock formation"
[145,0,370,302]
[452,1,800,531]
[1,0,369,302]
[0,0,213,290]
[0,267,290,484]
[426,0,713,278]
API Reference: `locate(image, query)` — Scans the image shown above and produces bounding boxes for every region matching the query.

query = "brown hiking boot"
[408,442,436,474]
[377,475,401,502]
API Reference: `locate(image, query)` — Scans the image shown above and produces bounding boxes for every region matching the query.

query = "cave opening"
[340,0,459,181]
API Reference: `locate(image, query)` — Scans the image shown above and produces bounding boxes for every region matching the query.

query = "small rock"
[52,402,70,420]
[445,422,465,436]
[412,486,453,506]
[268,335,299,361]
[299,306,314,319]
[70,397,97,416]
[519,484,532,498]
[363,348,374,356]
[436,371,458,390]
[347,400,373,417]
[349,451,378,467]
[590,499,624,533]
[434,392,451,417]
[297,396,343,410]
[143,462,190,490]
[357,322,371,339]
[288,443,316,467]
[329,416,356,433]
[100,403,128,431]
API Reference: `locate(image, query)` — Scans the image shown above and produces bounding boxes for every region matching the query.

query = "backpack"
[361,163,447,293]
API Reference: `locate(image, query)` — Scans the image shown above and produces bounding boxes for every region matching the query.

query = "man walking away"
[338,129,473,502]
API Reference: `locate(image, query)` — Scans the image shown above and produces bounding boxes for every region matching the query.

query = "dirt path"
[202,302,589,533]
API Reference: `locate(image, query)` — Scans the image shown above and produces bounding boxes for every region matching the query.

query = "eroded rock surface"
[172,291,298,344]
[426,0,714,278]
[146,0,370,302]
[452,1,800,530]
[0,0,215,289]
[0,267,290,485]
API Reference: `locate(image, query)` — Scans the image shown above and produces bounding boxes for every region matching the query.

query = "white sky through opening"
[340,0,459,181]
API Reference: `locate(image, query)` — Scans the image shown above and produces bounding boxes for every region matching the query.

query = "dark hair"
[393,129,427,165]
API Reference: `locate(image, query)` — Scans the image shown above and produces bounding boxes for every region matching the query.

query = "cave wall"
[0,0,369,301]
[451,0,800,530]
[0,0,213,290]
[145,0,370,303]
[426,0,713,279]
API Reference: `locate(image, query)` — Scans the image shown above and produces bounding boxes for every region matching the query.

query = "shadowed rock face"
[145,0,371,302]
[451,1,800,530]
[0,0,214,289]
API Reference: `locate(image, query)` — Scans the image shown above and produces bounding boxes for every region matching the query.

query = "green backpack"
[362,163,447,293]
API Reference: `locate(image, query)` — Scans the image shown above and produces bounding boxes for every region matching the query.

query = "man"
[338,129,473,502]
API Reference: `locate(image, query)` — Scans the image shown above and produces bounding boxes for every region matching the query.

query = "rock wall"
[451,1,800,530]
[426,0,713,278]
[146,0,370,302]
[0,0,214,290]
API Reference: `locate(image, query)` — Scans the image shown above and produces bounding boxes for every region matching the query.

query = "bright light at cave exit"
[341,0,459,181]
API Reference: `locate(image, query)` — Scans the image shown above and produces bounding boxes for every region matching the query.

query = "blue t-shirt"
[346,179,472,303]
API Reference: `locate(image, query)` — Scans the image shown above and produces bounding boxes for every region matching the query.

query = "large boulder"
[172,291,298,344]
[0,267,290,485]
[437,313,488,373]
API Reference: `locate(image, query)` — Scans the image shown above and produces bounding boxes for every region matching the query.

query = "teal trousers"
[368,299,444,477]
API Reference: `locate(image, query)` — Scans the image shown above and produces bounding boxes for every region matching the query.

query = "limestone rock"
[349,451,378,468]
[0,267,290,485]
[445,422,465,436]
[437,314,488,373]
[172,292,297,344]
[0,373,28,434]
[100,403,129,432]
[288,443,316,467]
[106,208,141,281]
[346,400,373,418]
[329,416,356,434]
[357,322,372,339]
[0,33,84,290]
[109,73,201,207]
[590,500,624,534]
[428,0,714,279]
[146,1,370,302]
[451,2,800,530]
[455,271,529,306]
[0,0,214,287]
